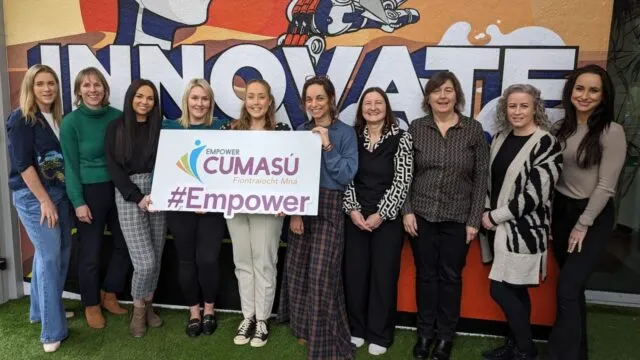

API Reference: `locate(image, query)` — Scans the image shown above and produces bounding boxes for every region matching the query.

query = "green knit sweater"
[60,104,122,208]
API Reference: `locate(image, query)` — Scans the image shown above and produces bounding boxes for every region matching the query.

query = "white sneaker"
[368,343,387,356]
[351,336,365,348]
[43,341,61,353]
[233,318,255,345]
[250,320,269,347]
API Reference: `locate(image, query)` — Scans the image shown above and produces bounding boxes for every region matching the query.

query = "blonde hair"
[19,64,62,125]
[178,78,214,128]
[73,67,110,107]
[494,84,550,133]
[230,79,277,130]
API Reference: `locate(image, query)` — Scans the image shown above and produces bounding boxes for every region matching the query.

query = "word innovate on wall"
[27,43,577,128]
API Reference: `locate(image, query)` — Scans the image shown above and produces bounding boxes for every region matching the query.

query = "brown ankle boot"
[85,305,106,329]
[101,290,128,315]
[145,301,163,328]
[130,306,147,337]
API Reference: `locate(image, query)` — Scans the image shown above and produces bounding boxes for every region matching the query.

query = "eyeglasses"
[304,74,330,81]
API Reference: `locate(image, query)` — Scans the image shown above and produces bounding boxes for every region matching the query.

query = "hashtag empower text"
[167,186,312,217]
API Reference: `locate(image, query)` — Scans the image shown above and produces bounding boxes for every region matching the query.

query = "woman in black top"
[105,79,165,338]
[480,84,562,360]
[343,87,413,355]
[403,71,489,360]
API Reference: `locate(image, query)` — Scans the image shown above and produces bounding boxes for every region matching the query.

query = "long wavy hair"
[73,67,111,107]
[494,84,550,133]
[19,64,63,125]
[354,87,397,136]
[301,75,338,123]
[555,64,615,168]
[178,78,214,128]
[114,79,162,165]
[230,79,277,130]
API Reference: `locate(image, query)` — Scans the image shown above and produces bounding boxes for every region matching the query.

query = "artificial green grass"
[0,297,639,359]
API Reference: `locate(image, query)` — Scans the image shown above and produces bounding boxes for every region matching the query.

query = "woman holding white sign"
[105,79,166,338]
[342,87,414,355]
[221,79,291,347]
[279,75,358,360]
[163,79,226,338]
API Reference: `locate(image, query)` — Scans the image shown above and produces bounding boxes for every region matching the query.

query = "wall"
[2,0,615,325]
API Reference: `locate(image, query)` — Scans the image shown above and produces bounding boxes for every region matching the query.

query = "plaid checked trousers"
[114,173,166,300]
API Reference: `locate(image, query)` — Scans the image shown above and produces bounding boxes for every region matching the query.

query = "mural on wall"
[4,0,614,322]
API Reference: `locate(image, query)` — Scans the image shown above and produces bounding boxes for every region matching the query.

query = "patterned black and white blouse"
[343,124,413,220]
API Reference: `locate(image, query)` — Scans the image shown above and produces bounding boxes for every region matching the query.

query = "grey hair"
[494,84,550,133]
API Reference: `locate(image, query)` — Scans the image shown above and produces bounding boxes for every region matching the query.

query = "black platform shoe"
[431,339,453,360]
[185,318,202,337]
[413,335,434,360]
[482,337,515,360]
[202,314,217,335]
[513,347,539,360]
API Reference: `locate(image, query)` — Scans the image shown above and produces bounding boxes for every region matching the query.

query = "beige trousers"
[226,213,284,320]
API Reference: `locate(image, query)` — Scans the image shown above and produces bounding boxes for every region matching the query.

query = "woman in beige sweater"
[545,65,627,360]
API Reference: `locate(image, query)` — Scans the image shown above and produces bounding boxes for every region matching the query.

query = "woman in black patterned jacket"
[480,84,562,360]
[343,87,413,356]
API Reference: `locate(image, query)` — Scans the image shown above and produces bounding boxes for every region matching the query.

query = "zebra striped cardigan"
[480,128,562,285]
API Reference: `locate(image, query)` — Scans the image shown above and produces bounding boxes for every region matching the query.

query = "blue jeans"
[12,187,72,344]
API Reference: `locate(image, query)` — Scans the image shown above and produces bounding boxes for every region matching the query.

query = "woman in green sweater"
[60,67,131,329]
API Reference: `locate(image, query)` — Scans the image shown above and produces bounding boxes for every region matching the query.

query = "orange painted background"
[397,239,559,325]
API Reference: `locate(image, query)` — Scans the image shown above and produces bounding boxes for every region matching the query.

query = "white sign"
[151,130,322,217]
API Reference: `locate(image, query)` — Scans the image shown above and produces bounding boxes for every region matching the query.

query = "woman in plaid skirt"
[279,75,358,359]
[105,79,166,338]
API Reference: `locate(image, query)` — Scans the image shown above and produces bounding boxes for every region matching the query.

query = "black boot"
[482,337,516,360]
[513,346,539,360]
[413,335,434,360]
[431,339,453,360]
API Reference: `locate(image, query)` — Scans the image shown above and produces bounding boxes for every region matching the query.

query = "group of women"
[5,62,625,360]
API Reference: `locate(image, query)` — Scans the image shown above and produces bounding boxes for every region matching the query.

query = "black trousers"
[410,216,468,341]
[490,280,535,353]
[547,191,614,360]
[76,182,131,307]
[166,211,225,306]
[343,214,404,347]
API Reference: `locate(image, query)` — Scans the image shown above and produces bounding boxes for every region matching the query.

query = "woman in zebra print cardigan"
[480,84,562,360]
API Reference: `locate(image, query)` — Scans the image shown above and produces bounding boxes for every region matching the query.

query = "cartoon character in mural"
[279,0,420,62]
[113,0,419,62]
[114,0,213,50]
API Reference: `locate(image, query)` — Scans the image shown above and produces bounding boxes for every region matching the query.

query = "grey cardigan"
[480,128,562,285]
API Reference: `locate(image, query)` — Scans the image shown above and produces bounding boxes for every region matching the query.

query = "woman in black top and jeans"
[403,71,489,360]
[343,87,413,356]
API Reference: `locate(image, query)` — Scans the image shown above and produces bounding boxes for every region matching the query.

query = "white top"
[42,112,59,139]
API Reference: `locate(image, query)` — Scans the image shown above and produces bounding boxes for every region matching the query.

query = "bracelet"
[322,143,333,151]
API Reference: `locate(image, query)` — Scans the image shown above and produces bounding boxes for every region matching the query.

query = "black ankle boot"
[482,337,515,359]
[431,339,453,360]
[513,347,539,360]
[413,335,434,360]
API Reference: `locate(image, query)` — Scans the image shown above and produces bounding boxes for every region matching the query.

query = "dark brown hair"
[555,64,615,168]
[422,71,465,114]
[354,87,397,135]
[301,75,338,121]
